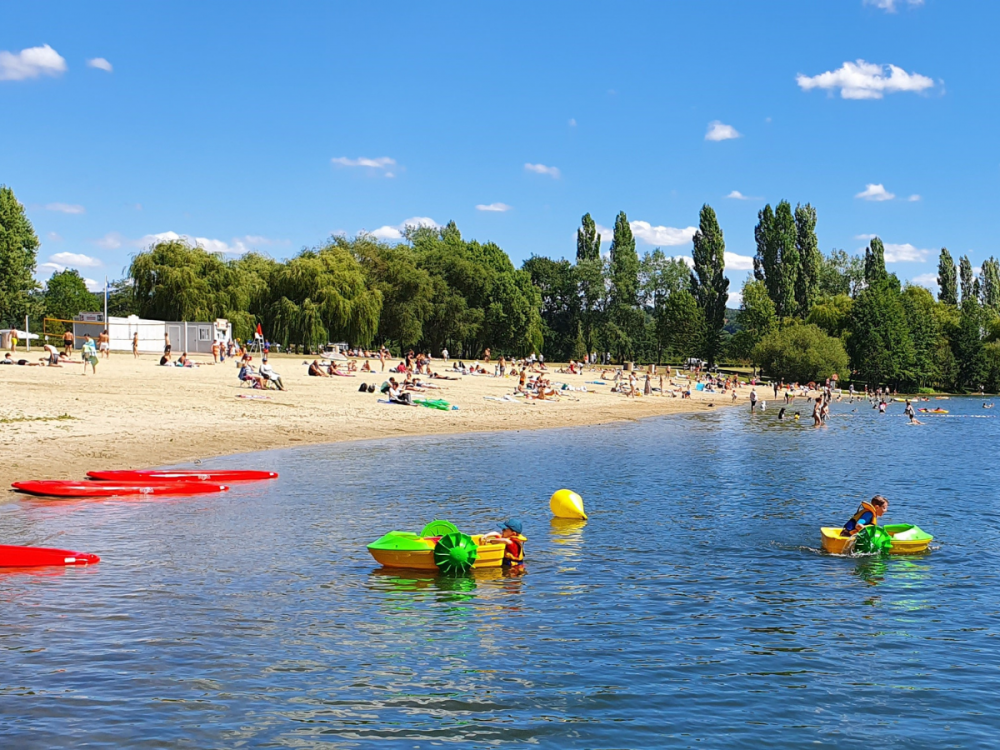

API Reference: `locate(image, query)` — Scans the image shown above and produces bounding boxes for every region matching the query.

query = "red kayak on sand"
[0,544,100,567]
[11,481,229,497]
[86,470,278,483]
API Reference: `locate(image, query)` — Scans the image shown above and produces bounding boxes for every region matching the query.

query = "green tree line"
[3,182,999,389]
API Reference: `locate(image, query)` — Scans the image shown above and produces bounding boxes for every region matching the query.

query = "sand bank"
[1,353,751,493]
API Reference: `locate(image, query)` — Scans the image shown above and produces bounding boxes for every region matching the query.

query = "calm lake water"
[2,397,1000,748]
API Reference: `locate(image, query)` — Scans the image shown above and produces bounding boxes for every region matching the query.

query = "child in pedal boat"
[841,495,888,537]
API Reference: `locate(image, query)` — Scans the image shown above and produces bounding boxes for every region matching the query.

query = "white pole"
[104,276,109,326]
[25,315,30,353]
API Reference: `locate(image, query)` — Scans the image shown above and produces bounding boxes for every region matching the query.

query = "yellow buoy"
[550,489,587,520]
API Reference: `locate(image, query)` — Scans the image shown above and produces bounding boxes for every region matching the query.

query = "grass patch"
[0,414,77,424]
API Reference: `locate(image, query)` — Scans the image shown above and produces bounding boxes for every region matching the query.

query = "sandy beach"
[1,352,746,494]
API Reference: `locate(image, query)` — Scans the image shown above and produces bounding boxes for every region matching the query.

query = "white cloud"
[631,221,698,247]
[568,118,577,127]
[725,252,756,271]
[864,0,924,12]
[331,156,396,174]
[797,60,934,100]
[725,190,752,200]
[44,202,85,214]
[856,183,895,201]
[93,230,285,254]
[50,252,101,268]
[84,278,102,292]
[594,224,616,244]
[910,272,938,289]
[47,231,62,242]
[476,203,511,212]
[728,291,744,308]
[0,44,67,81]
[884,243,930,262]
[855,233,877,240]
[907,194,921,202]
[705,121,741,141]
[86,57,113,73]
[38,262,66,275]
[368,216,440,241]
[524,163,561,178]
[94,232,124,249]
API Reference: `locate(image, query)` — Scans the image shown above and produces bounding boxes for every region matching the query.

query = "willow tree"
[267,243,382,348]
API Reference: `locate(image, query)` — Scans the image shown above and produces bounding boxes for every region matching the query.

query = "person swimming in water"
[841,495,888,537]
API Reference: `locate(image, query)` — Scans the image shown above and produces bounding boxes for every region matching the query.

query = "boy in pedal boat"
[841,495,888,537]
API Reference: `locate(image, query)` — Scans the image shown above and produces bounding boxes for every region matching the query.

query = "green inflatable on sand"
[433,532,478,574]
[854,525,893,554]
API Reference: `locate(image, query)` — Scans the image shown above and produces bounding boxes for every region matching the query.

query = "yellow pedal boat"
[367,520,510,572]
[820,524,933,555]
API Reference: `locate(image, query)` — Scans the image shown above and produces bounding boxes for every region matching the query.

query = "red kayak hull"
[86,470,278,483]
[0,545,100,567]
[12,481,229,497]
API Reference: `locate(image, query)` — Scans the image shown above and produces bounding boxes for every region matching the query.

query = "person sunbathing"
[327,363,353,376]
[308,360,329,376]
[361,359,371,372]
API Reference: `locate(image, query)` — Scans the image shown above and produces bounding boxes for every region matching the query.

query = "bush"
[753,323,849,384]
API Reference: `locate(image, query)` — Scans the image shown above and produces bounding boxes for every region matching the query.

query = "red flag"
[256,323,263,336]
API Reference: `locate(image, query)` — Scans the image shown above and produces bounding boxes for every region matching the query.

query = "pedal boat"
[367,520,507,571]
[821,524,933,555]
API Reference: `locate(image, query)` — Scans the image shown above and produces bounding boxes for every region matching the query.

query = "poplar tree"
[689,204,729,366]
[608,211,641,358]
[0,185,40,326]
[576,213,601,262]
[937,249,958,305]
[980,257,1000,311]
[864,237,887,284]
[959,255,975,303]
[753,201,799,318]
[848,272,913,388]
[794,203,821,317]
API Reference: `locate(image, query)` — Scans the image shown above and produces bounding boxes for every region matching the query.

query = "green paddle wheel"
[433,532,479,574]
[854,525,893,555]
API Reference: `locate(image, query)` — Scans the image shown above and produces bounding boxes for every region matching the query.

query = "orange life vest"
[843,501,879,536]
[503,535,526,566]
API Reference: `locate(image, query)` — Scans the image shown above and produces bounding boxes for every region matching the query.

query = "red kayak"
[0,544,100,567]
[86,470,278,483]
[12,481,229,497]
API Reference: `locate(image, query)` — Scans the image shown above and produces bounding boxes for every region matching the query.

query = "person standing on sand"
[132,332,139,358]
[484,347,491,363]
[379,346,387,372]
[211,340,220,363]
[63,329,75,356]
[644,373,652,396]
[99,329,110,358]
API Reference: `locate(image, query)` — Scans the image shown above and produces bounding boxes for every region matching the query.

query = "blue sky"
[2,0,997,302]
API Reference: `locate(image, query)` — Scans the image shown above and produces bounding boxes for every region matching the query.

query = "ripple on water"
[1,398,1000,748]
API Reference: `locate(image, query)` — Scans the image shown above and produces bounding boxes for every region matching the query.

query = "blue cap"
[499,518,523,534]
